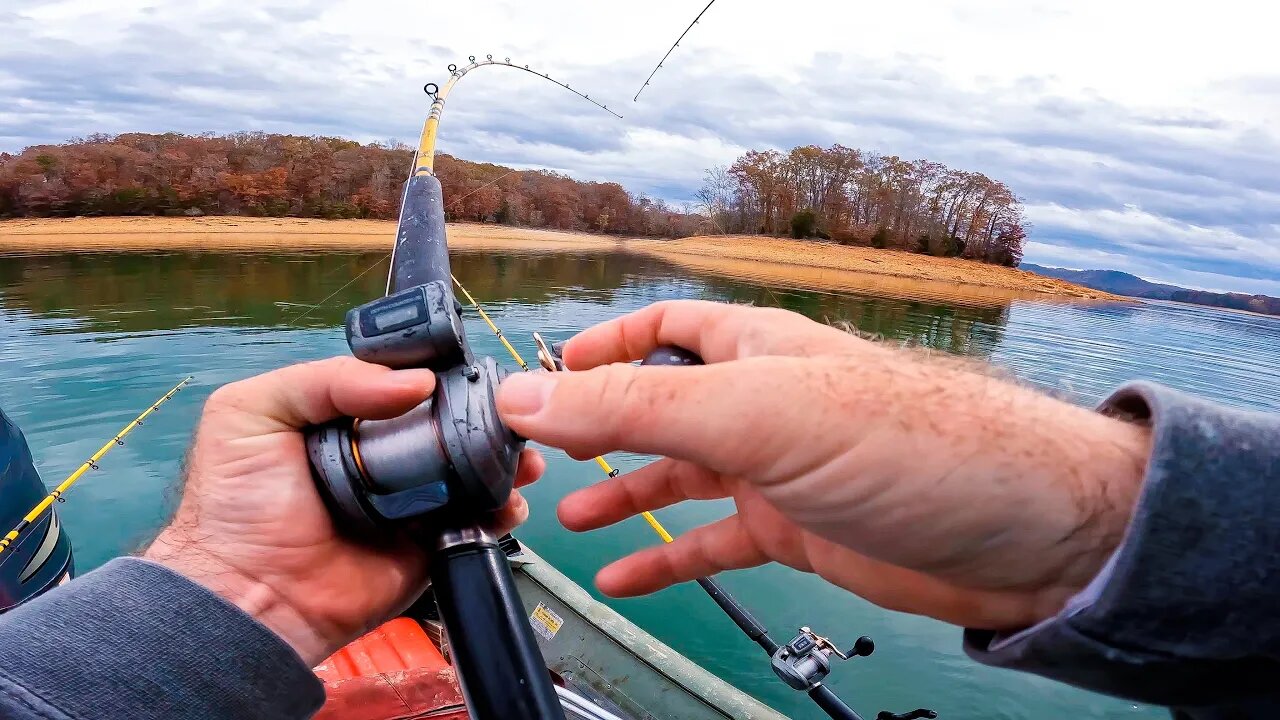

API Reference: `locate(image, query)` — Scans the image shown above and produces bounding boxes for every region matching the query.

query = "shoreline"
[0,216,623,254]
[0,217,1123,304]
[627,235,1122,304]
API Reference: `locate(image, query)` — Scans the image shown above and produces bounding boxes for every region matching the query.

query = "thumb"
[496,358,835,478]
[205,356,437,433]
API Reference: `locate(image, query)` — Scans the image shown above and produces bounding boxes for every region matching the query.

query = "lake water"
[1,249,1277,720]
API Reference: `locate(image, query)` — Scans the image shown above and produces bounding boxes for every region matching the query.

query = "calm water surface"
[2,250,1278,720]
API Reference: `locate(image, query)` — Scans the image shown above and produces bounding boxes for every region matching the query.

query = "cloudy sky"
[3,0,1279,294]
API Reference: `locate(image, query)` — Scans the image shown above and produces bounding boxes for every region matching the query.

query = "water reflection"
[0,252,1012,358]
[705,281,1009,357]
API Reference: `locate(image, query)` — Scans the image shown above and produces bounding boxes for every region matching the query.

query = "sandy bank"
[0,216,620,253]
[0,218,1120,303]
[629,236,1122,302]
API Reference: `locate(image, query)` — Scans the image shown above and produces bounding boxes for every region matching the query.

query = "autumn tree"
[702,143,1027,266]
[0,133,700,237]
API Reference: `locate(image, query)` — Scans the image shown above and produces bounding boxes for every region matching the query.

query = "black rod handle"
[695,577,779,654]
[430,528,564,720]
[810,684,866,720]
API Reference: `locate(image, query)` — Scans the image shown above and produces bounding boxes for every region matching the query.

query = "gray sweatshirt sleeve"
[965,382,1280,716]
[0,557,325,720]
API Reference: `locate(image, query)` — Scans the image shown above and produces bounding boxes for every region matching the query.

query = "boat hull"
[513,544,786,720]
[0,407,74,613]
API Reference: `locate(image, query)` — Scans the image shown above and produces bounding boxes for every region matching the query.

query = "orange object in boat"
[314,618,466,720]
[315,617,448,682]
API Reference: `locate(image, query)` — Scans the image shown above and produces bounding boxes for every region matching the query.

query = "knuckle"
[310,355,364,375]
[593,364,659,447]
[650,298,695,315]
[597,364,645,416]
[738,318,774,355]
[204,382,245,412]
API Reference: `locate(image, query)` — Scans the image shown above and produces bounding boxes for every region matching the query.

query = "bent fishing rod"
[299,55,625,720]
[0,377,193,557]
[633,0,718,102]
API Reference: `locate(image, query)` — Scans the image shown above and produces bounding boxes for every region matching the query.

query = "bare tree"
[696,165,734,234]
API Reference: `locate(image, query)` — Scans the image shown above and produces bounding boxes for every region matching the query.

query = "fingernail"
[498,373,556,417]
[387,369,436,391]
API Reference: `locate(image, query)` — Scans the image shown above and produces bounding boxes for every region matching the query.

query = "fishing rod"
[411,55,621,179]
[0,377,193,557]
[633,0,718,102]
[454,281,937,720]
[299,56,630,720]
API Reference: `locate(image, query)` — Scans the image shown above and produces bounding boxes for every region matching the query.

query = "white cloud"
[1027,202,1280,264]
[2,0,1279,292]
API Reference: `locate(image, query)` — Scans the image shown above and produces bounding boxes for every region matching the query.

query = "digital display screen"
[373,303,423,330]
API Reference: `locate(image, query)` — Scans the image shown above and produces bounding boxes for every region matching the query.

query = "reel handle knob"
[850,636,875,658]
[641,346,704,367]
[876,710,937,720]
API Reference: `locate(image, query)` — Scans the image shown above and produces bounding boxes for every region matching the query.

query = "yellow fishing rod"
[450,275,679,543]
[0,376,193,557]
[451,275,530,373]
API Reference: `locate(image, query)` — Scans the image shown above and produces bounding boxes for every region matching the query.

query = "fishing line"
[446,169,522,214]
[633,0,719,102]
[286,253,391,327]
[0,377,193,558]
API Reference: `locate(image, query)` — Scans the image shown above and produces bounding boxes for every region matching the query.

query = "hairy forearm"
[786,348,1152,621]
[967,382,1280,708]
[145,526,332,666]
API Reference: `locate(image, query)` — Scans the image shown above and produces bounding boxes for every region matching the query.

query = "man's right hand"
[496,300,1153,631]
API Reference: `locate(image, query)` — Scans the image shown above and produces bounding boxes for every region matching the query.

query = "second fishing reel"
[306,280,522,538]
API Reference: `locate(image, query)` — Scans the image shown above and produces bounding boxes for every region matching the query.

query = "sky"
[2,0,1279,295]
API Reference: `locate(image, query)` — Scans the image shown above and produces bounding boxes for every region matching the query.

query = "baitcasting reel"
[303,172,563,720]
[306,281,521,538]
[771,626,875,692]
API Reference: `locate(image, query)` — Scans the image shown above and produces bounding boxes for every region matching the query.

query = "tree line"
[0,133,700,237]
[0,133,1028,265]
[699,145,1028,265]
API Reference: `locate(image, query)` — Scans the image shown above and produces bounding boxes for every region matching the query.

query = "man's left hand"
[145,357,544,665]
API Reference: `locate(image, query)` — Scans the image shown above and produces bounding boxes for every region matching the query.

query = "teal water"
[2,250,1278,720]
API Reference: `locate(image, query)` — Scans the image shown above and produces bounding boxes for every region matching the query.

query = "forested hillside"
[0,133,700,237]
[1,133,1028,264]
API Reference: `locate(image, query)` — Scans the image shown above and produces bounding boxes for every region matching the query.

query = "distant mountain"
[1021,263,1280,316]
